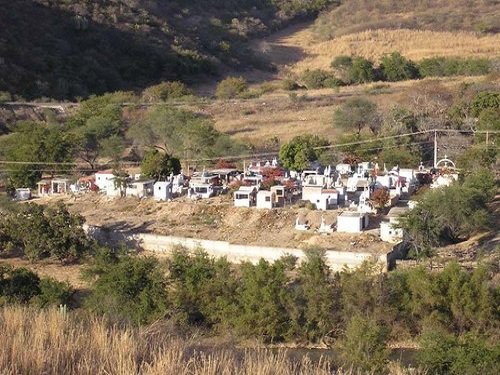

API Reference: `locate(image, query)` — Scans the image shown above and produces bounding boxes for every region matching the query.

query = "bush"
[0,266,40,304]
[0,91,12,103]
[418,57,491,77]
[0,203,92,262]
[337,315,389,373]
[215,77,248,99]
[282,78,301,91]
[85,255,168,324]
[380,52,420,81]
[418,330,500,375]
[33,278,73,308]
[300,69,336,89]
[331,55,353,70]
[348,57,376,84]
[142,81,192,102]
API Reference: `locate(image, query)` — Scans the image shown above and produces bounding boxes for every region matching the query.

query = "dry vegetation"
[0,306,331,375]
[291,29,500,72]
[313,0,500,39]
[0,306,422,375]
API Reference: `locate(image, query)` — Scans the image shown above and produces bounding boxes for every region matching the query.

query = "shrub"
[142,81,192,102]
[323,77,344,88]
[215,77,248,99]
[0,203,91,262]
[0,91,12,103]
[418,330,500,375]
[348,57,376,84]
[380,52,420,81]
[418,57,491,77]
[300,69,335,89]
[337,315,390,373]
[282,78,301,91]
[0,266,40,304]
[85,255,168,324]
[331,55,353,70]
[33,278,73,308]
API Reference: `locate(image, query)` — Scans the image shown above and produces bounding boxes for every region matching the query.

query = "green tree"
[1,203,91,262]
[470,92,500,117]
[234,259,294,342]
[348,57,375,84]
[127,106,233,158]
[337,314,390,373]
[418,330,500,375]
[380,52,419,81]
[294,252,339,342]
[398,169,495,253]
[215,77,248,99]
[4,123,74,188]
[141,150,181,179]
[69,92,131,168]
[85,255,168,324]
[167,249,238,328]
[333,97,380,135]
[278,134,330,171]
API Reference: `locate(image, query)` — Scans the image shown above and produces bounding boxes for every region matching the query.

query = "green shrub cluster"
[81,250,499,373]
[418,57,491,77]
[0,265,72,307]
[325,52,492,87]
[399,168,496,257]
[215,77,249,99]
[0,203,93,262]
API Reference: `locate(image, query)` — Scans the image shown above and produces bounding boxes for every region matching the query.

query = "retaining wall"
[84,224,389,272]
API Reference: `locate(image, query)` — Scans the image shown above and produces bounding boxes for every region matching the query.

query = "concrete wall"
[84,224,389,272]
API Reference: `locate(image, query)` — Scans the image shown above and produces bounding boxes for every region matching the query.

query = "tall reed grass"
[0,306,423,374]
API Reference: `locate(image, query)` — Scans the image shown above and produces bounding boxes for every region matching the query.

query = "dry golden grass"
[278,28,500,73]
[312,0,500,39]
[0,306,424,375]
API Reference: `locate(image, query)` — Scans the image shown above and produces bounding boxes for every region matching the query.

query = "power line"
[0,128,497,166]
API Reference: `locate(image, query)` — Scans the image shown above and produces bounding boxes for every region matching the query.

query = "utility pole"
[486,131,489,148]
[433,129,438,168]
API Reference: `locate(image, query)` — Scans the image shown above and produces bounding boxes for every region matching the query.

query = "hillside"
[0,0,335,100]
[313,0,500,40]
[252,2,500,75]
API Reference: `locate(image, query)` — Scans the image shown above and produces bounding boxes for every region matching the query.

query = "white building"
[189,183,217,199]
[15,188,31,201]
[336,163,352,175]
[95,170,116,192]
[126,180,154,199]
[234,186,257,207]
[430,174,458,189]
[154,181,173,201]
[337,211,369,233]
[256,190,274,209]
[380,206,409,243]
